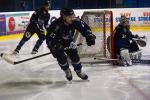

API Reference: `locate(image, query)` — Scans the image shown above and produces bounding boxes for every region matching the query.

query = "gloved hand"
[68,42,77,49]
[86,34,96,46]
[134,34,139,38]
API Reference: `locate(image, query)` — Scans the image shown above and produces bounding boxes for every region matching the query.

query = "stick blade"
[1,53,14,65]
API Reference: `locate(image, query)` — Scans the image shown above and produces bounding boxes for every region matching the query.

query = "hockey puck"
[0,53,4,57]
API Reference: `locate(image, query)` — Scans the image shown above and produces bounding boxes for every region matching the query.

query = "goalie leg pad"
[121,49,132,66]
[130,50,142,60]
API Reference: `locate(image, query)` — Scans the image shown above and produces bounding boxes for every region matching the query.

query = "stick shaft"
[14,43,82,65]
[14,52,51,65]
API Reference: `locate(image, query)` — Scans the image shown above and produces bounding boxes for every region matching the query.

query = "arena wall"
[0,8,149,40]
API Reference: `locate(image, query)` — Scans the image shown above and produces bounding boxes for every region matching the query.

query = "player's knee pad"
[59,62,69,70]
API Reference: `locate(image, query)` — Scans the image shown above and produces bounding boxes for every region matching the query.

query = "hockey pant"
[15,24,45,51]
[54,49,82,71]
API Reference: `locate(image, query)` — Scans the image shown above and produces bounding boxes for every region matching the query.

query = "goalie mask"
[120,15,130,26]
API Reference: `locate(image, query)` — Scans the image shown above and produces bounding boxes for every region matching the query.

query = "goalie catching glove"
[86,34,96,46]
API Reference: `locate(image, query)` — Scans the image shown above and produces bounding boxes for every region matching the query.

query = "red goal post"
[74,10,114,64]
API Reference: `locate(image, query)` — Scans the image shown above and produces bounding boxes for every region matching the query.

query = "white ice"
[0,31,150,100]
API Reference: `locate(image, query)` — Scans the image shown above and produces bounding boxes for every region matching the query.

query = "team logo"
[25,31,31,38]
[8,17,15,31]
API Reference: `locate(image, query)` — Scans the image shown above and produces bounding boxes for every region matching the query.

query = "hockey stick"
[0,52,51,65]
[94,57,118,61]
[0,43,82,65]
[94,57,150,64]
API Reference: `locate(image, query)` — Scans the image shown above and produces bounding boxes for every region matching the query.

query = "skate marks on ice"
[0,60,150,99]
[0,79,68,100]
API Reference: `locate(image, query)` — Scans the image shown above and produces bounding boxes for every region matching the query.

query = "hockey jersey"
[114,24,137,49]
[46,17,92,47]
[30,8,50,30]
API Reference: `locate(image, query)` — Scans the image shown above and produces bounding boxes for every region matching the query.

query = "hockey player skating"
[46,8,96,81]
[114,15,140,66]
[13,1,50,54]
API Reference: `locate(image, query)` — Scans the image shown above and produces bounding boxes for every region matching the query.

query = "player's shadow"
[0,80,67,90]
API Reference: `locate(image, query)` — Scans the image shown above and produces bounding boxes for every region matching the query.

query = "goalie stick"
[0,43,82,65]
[94,57,150,64]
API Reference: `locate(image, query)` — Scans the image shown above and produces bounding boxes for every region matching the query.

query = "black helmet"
[60,8,74,17]
[43,0,51,6]
[120,15,129,26]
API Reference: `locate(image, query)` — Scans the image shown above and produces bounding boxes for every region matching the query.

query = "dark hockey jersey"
[114,24,137,49]
[30,8,50,30]
[46,17,92,47]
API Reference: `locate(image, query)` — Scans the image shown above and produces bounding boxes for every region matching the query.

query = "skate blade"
[72,79,90,83]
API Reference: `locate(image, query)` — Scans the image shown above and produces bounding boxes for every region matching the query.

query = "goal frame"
[74,10,114,63]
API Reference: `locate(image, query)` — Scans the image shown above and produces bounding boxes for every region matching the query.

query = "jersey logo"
[122,34,126,38]
[25,31,32,38]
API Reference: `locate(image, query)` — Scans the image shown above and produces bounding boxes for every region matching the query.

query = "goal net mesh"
[74,10,114,64]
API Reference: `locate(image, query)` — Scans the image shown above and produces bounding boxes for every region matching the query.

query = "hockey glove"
[86,34,96,46]
[134,34,139,38]
[69,42,77,49]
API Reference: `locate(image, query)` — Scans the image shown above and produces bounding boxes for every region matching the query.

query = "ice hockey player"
[46,8,96,81]
[114,15,139,66]
[13,0,51,54]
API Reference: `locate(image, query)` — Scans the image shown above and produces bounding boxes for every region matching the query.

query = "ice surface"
[0,32,150,100]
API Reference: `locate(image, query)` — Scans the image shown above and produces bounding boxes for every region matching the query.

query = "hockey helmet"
[120,15,129,25]
[60,8,74,17]
[43,0,51,7]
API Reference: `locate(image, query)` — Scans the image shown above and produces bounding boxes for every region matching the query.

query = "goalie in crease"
[114,15,140,66]
[46,8,96,81]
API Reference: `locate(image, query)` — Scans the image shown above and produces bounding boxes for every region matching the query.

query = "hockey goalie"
[113,15,147,66]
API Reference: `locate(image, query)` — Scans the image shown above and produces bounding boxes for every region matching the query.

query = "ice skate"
[31,49,38,54]
[12,49,19,55]
[64,68,72,81]
[75,70,88,80]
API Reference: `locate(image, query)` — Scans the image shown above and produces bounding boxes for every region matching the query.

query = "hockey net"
[74,10,114,64]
